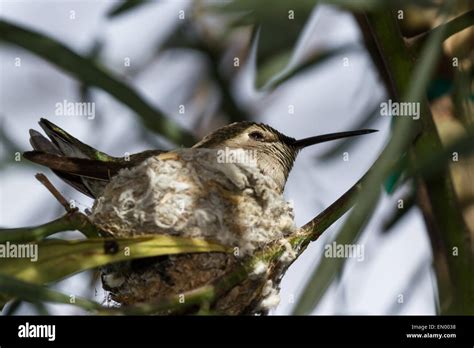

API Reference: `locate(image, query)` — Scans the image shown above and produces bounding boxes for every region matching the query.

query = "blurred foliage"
[259,43,363,91]
[207,0,316,74]
[0,274,103,312]
[293,5,449,314]
[382,190,416,232]
[294,3,474,315]
[107,0,148,18]
[0,19,196,146]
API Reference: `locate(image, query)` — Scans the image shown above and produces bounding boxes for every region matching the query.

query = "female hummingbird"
[24,118,377,196]
[23,118,377,314]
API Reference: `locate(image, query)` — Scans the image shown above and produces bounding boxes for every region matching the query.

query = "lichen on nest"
[91,148,297,255]
[91,148,297,313]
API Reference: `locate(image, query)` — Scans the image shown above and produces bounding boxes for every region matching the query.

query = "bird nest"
[90,148,298,314]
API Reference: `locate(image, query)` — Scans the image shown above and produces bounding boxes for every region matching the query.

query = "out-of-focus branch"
[406,9,474,51]
[354,13,400,99]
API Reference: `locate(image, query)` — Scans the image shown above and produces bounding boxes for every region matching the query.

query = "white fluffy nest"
[90,148,297,255]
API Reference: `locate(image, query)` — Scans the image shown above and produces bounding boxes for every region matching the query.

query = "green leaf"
[0,274,102,312]
[208,0,316,74]
[409,128,474,178]
[107,0,149,18]
[382,190,415,232]
[0,19,196,146]
[321,0,440,11]
[254,48,292,89]
[258,44,361,90]
[0,235,229,284]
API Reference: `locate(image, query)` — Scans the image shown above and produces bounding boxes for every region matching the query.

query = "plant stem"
[406,9,474,51]
[0,212,100,243]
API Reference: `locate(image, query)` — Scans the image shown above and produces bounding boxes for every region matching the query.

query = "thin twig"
[35,173,74,212]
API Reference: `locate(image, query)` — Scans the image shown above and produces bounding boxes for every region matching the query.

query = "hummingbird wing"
[23,151,124,180]
[25,119,164,198]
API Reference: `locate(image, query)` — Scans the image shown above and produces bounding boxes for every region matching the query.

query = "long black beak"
[293,129,378,149]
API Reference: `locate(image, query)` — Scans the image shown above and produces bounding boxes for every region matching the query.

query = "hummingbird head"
[193,121,377,192]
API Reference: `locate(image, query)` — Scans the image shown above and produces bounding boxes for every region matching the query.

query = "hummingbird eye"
[249,131,265,141]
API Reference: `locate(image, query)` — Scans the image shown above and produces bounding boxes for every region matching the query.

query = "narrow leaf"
[0,235,229,284]
[107,0,148,18]
[0,274,102,311]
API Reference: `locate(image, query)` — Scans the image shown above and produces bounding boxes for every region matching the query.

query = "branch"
[406,9,474,51]
[353,13,400,99]
[293,178,364,251]
[0,173,102,241]
[35,173,73,212]
[0,212,101,243]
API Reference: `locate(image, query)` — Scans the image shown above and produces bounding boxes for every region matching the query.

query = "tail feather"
[25,119,118,198]
[38,118,114,161]
[29,129,61,155]
[28,129,96,197]
[25,118,164,198]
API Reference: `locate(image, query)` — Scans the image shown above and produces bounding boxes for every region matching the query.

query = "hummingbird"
[24,118,377,198]
[24,118,377,314]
